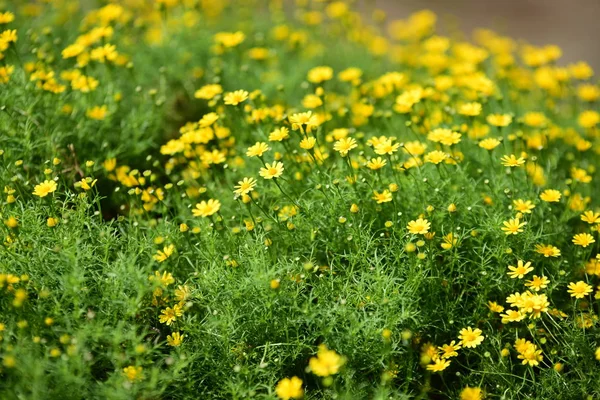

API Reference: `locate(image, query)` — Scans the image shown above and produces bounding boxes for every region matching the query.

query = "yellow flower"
[167,331,184,347]
[307,66,333,84]
[372,190,392,204]
[366,157,387,170]
[33,180,58,197]
[224,90,249,105]
[513,199,535,214]
[246,142,270,157]
[192,199,221,217]
[540,189,561,202]
[458,327,484,348]
[439,341,461,359]
[259,161,284,179]
[578,110,599,128]
[487,301,504,313]
[407,218,430,235]
[486,113,512,127]
[159,304,183,325]
[194,84,223,100]
[47,217,59,227]
[567,281,593,299]
[154,245,175,263]
[214,31,245,47]
[123,366,143,382]
[581,210,600,224]
[460,386,483,400]
[275,376,304,400]
[500,154,525,167]
[86,105,108,120]
[289,111,319,134]
[501,217,526,235]
[269,127,290,142]
[234,177,257,197]
[308,344,344,377]
[478,138,501,150]
[333,137,357,156]
[426,358,450,372]
[458,102,482,116]
[424,150,448,164]
[374,138,400,155]
[299,137,316,150]
[572,233,595,247]
[507,260,534,279]
[427,128,461,146]
[535,244,561,257]
[525,275,549,291]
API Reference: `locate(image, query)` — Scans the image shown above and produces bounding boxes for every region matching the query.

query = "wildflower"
[0,65,14,84]
[500,309,526,323]
[192,199,221,217]
[458,102,482,116]
[194,84,223,100]
[259,162,284,179]
[224,90,249,105]
[426,358,450,372]
[0,12,15,24]
[513,199,535,214]
[407,218,430,235]
[439,341,461,358]
[167,331,184,347]
[234,177,257,197]
[308,344,344,377]
[458,327,484,348]
[275,376,304,400]
[154,245,175,262]
[33,180,57,197]
[269,127,290,141]
[486,113,512,127]
[372,190,392,204]
[289,111,319,134]
[441,233,458,249]
[501,217,526,235]
[567,281,593,299]
[246,142,270,157]
[540,189,561,202]
[460,387,483,400]
[123,366,143,382]
[487,301,504,313]
[374,138,400,155]
[47,217,59,227]
[500,154,525,167]
[479,138,501,150]
[535,244,561,257]
[424,150,448,164]
[366,157,387,170]
[159,304,183,325]
[581,211,600,224]
[214,31,245,47]
[525,275,549,291]
[507,260,534,279]
[86,105,108,120]
[572,233,595,247]
[515,339,543,367]
[307,66,333,83]
[333,137,357,156]
[299,137,316,150]
[578,110,600,128]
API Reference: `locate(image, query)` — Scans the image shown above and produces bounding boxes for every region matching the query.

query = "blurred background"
[377,0,600,69]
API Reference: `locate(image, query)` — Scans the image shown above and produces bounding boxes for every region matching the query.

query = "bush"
[1,1,600,399]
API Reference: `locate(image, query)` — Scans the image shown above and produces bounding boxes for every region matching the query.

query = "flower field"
[1,1,600,399]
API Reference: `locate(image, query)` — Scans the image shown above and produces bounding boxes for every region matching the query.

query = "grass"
[1,1,600,399]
